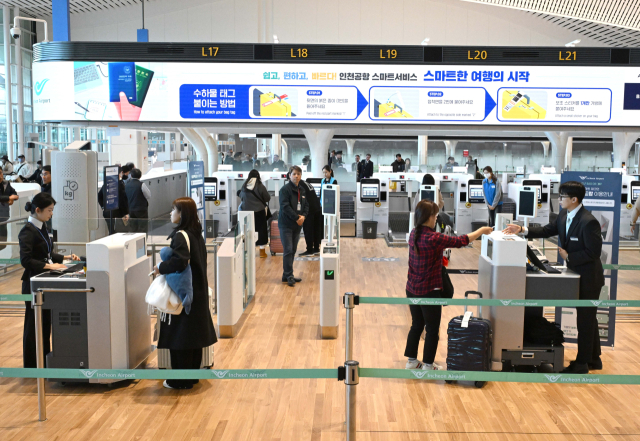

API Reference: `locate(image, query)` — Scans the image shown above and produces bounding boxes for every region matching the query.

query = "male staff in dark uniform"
[503,181,604,373]
[361,154,374,179]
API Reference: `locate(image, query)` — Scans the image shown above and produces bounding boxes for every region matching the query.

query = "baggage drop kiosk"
[620,176,640,239]
[210,171,248,234]
[356,178,381,237]
[29,233,153,383]
[260,171,289,214]
[320,184,340,338]
[429,173,473,235]
[467,179,489,228]
[478,188,578,372]
[408,185,439,236]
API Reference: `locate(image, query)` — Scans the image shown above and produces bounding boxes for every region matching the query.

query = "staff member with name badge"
[482,166,503,227]
[20,193,80,368]
[503,181,604,373]
[278,166,309,287]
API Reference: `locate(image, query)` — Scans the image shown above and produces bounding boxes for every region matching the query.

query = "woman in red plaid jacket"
[405,200,492,371]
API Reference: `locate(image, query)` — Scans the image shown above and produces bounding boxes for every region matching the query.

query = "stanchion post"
[344,292,355,362]
[344,360,359,441]
[33,289,47,422]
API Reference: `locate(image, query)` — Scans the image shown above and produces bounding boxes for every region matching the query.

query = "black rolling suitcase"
[446,291,492,388]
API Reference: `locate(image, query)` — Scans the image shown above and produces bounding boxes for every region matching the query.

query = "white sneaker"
[422,362,443,371]
[405,360,424,369]
[163,380,174,389]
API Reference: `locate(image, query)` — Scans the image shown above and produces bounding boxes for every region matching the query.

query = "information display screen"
[632,187,640,202]
[311,183,321,198]
[518,191,536,217]
[420,190,436,202]
[323,189,337,215]
[468,185,484,202]
[204,177,217,201]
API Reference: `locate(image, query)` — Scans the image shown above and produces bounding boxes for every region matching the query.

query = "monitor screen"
[362,184,379,198]
[323,189,337,215]
[420,190,436,202]
[468,185,484,201]
[204,178,217,201]
[632,187,640,201]
[311,183,321,198]
[518,191,536,217]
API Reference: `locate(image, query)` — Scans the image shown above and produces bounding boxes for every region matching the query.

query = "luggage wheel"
[474,381,486,388]
[271,252,276,256]
[445,380,454,384]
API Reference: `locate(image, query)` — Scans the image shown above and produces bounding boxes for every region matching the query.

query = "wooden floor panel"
[1,237,640,440]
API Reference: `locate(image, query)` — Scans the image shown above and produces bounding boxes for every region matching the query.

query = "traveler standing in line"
[392,154,405,172]
[320,165,338,208]
[238,169,271,258]
[278,166,309,287]
[405,200,492,370]
[482,166,503,227]
[98,166,130,235]
[20,192,80,368]
[153,197,217,389]
[0,169,19,250]
[125,168,151,234]
[1,155,13,175]
[121,164,132,183]
[271,154,286,171]
[352,155,362,180]
[503,181,605,373]
[361,154,374,179]
[40,166,52,194]
[299,178,322,256]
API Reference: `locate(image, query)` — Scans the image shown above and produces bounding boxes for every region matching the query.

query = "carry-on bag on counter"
[269,218,284,256]
[446,291,492,388]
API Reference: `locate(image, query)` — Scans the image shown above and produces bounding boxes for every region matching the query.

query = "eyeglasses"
[558,195,572,200]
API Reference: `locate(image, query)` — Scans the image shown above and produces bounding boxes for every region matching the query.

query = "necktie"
[566,215,572,236]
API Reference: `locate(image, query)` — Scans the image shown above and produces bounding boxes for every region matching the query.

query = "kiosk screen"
[204,177,217,201]
[362,184,378,199]
[311,183,321,198]
[323,189,337,215]
[420,190,436,202]
[468,185,484,202]
[518,191,536,217]
[632,187,640,202]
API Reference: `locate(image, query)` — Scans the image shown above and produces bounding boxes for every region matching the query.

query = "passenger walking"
[19,192,80,368]
[405,200,492,370]
[482,166,503,227]
[153,197,217,389]
[125,168,151,234]
[98,166,130,234]
[238,169,271,258]
[278,166,309,286]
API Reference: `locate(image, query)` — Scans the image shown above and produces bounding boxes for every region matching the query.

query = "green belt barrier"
[0,259,22,264]
[603,264,640,270]
[0,295,31,301]
[358,297,640,307]
[0,367,337,380]
[360,368,640,385]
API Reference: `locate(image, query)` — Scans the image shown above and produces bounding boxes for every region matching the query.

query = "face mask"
[484,173,491,179]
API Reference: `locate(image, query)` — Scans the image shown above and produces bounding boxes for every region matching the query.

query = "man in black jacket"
[362,154,374,179]
[125,168,151,233]
[278,166,309,286]
[271,154,286,171]
[98,167,130,235]
[299,179,322,256]
[26,160,43,185]
[0,169,18,251]
[504,181,604,373]
[40,166,52,194]
[391,154,405,172]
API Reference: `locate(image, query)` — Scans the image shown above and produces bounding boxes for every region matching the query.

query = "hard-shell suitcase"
[446,291,492,388]
[269,218,284,256]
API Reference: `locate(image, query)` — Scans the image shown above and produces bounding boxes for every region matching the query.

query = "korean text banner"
[33,61,640,126]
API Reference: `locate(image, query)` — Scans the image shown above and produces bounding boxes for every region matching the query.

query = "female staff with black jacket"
[19,193,80,368]
[153,197,217,389]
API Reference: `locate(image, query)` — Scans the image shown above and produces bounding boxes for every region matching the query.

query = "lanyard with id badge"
[31,222,53,264]
[297,188,301,212]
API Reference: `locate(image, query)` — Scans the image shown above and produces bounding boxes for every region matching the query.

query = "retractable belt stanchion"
[343,292,358,440]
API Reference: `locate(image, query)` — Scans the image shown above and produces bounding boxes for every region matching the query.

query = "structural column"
[272,134,282,162]
[541,141,550,159]
[15,11,25,156]
[345,139,356,160]
[564,137,573,171]
[612,132,640,169]
[444,140,458,159]
[195,128,218,174]
[52,0,71,41]
[3,6,13,161]
[179,128,209,175]
[303,129,335,178]
[544,132,570,171]
[417,135,428,168]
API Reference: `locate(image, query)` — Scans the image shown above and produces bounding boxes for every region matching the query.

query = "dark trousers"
[0,218,7,251]
[404,291,442,364]
[488,204,503,228]
[167,348,203,388]
[23,301,52,368]
[575,306,601,363]
[129,209,149,234]
[279,224,302,279]
[302,212,323,252]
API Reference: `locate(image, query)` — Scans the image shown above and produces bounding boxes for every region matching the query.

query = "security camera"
[10,27,20,39]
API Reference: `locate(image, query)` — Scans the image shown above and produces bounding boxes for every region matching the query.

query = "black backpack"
[523,315,565,346]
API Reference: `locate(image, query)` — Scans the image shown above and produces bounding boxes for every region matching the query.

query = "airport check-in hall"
[4,0,640,439]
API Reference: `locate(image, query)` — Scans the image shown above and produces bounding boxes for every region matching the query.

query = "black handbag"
[249,187,272,220]
[441,265,454,299]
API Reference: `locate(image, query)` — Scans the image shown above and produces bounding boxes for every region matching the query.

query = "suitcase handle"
[464,291,484,317]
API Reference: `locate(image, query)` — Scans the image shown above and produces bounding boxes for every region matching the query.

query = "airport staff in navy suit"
[503,181,604,374]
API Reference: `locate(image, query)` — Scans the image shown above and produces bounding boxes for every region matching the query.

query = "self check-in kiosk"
[467,179,489,228]
[430,172,474,235]
[210,171,248,234]
[620,175,640,238]
[320,184,340,338]
[260,171,289,214]
[29,233,153,383]
[356,178,381,238]
[408,185,439,235]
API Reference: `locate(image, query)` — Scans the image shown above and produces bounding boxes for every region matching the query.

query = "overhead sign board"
[33,61,639,126]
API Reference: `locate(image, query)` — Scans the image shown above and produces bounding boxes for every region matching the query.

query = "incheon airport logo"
[544,374,562,383]
[80,370,98,379]
[411,371,428,379]
[591,300,603,306]
[35,79,49,96]
[500,300,512,306]
[212,370,229,379]
[579,176,588,180]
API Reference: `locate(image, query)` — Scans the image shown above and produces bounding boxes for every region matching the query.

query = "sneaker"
[163,380,193,390]
[312,249,321,255]
[405,360,424,369]
[299,250,315,257]
[588,357,603,370]
[422,362,443,371]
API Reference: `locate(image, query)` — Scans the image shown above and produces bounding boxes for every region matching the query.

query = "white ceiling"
[0,0,151,17]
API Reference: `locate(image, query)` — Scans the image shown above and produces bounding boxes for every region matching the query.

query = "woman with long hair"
[19,192,80,367]
[238,169,271,258]
[153,197,217,389]
[404,200,492,371]
[482,166,503,227]
[412,173,445,211]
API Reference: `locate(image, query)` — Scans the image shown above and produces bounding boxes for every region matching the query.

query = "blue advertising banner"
[556,172,621,347]
[103,165,120,211]
[188,161,206,239]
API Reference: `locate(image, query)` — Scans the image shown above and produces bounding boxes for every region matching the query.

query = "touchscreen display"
[420,190,435,202]
[323,189,336,215]
[362,184,378,198]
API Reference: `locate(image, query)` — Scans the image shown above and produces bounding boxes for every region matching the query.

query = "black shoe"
[292,277,302,283]
[561,361,589,374]
[312,249,320,255]
[299,251,314,257]
[287,277,296,287]
[588,357,603,370]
